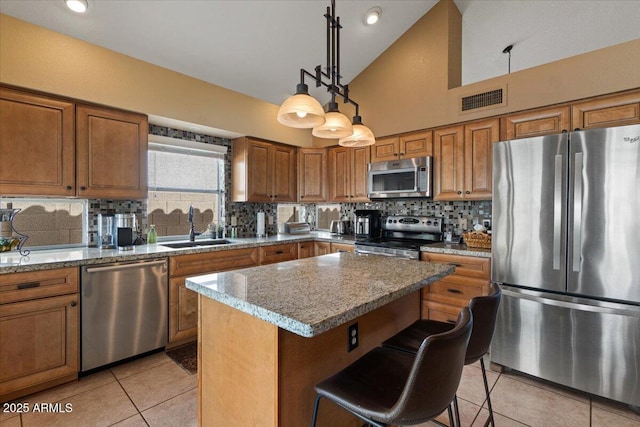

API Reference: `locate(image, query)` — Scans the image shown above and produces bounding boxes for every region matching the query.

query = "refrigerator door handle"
[553,154,563,270]
[572,152,583,272]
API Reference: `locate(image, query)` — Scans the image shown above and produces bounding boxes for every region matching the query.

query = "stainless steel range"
[354,216,443,260]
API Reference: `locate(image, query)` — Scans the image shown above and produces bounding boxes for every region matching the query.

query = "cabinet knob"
[400,152,405,156]
[300,195,304,199]
[457,191,462,195]
[70,301,77,307]
[80,186,87,191]
[66,185,73,190]
[465,191,470,194]
[394,153,399,156]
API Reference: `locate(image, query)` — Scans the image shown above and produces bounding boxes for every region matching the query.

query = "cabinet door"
[464,119,497,200]
[298,148,327,202]
[572,91,640,130]
[314,241,331,256]
[400,131,433,158]
[370,136,399,162]
[433,125,465,200]
[0,293,79,402]
[0,86,75,196]
[350,146,370,202]
[328,146,351,202]
[298,242,315,258]
[76,104,148,199]
[245,139,272,202]
[168,277,198,347]
[501,105,571,140]
[272,144,296,202]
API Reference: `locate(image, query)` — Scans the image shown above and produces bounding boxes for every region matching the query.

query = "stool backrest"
[466,283,502,364]
[387,307,472,424]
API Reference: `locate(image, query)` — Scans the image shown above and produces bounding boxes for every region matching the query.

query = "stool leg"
[311,394,322,427]
[447,404,455,427]
[453,395,461,427]
[480,358,495,427]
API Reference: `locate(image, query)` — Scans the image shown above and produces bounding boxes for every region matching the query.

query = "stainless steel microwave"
[367,156,432,199]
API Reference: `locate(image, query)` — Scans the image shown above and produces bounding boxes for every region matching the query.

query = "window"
[147,135,227,239]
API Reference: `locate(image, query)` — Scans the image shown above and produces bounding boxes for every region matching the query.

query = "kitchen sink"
[161,239,231,249]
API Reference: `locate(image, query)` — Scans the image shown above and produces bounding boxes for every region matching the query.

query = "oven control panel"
[382,216,442,233]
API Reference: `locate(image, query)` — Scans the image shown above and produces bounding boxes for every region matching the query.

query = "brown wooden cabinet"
[232,137,296,202]
[0,86,76,197]
[297,148,327,202]
[168,248,260,347]
[433,118,497,201]
[314,241,331,256]
[0,267,79,402]
[370,131,433,162]
[0,86,148,199]
[420,253,490,323]
[330,242,354,253]
[328,145,370,202]
[259,243,298,265]
[572,90,640,130]
[298,241,315,258]
[501,105,571,140]
[76,104,148,199]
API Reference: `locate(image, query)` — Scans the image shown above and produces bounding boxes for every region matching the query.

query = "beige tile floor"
[2,352,639,426]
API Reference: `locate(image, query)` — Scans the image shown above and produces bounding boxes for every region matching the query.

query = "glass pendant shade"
[277,84,326,128]
[312,104,353,138]
[339,123,376,147]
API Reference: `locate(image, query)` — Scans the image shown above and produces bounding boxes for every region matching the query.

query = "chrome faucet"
[188,205,200,241]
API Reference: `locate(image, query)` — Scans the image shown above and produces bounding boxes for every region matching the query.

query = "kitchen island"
[186,252,454,427]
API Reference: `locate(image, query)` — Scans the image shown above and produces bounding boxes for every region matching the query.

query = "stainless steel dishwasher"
[81,259,168,372]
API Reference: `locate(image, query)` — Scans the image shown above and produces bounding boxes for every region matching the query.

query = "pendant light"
[277,0,375,145]
[338,116,375,147]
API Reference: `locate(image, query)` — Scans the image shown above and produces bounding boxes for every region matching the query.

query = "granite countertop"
[186,252,454,337]
[420,242,491,258]
[0,232,356,274]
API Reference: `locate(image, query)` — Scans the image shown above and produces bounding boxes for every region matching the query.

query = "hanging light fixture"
[277,0,375,147]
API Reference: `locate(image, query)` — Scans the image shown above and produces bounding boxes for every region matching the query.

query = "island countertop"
[186,252,454,338]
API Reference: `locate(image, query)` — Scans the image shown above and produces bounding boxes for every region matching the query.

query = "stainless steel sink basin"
[161,239,231,249]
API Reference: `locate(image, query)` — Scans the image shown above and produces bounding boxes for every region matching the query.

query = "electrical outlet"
[230,215,237,226]
[460,218,468,230]
[482,219,491,229]
[347,323,358,352]
[267,215,274,225]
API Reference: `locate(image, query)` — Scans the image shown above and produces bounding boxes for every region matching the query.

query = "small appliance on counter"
[97,214,115,249]
[283,222,311,235]
[114,213,136,251]
[354,209,382,239]
[329,219,352,235]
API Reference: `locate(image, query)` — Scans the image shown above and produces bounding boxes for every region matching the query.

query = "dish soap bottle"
[147,225,157,244]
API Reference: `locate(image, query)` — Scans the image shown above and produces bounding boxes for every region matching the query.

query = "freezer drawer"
[491,286,640,406]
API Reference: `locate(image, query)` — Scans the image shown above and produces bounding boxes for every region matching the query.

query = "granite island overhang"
[186,252,455,426]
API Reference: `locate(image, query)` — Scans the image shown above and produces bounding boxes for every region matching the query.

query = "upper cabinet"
[500,105,571,140]
[0,85,148,199]
[572,91,640,130]
[433,118,498,201]
[76,104,148,199]
[297,147,327,202]
[328,145,370,203]
[0,86,76,197]
[232,137,297,202]
[370,131,432,162]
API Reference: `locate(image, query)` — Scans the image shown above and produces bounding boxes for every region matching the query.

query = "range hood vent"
[459,85,507,113]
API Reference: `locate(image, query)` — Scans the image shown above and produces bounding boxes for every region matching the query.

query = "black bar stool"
[311,307,473,427]
[382,283,502,427]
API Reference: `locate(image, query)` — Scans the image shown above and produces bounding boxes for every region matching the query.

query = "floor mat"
[166,342,197,375]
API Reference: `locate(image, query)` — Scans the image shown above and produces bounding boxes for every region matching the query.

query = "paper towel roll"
[256,212,265,237]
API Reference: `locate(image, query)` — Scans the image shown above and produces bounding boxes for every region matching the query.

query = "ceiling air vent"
[461,88,503,111]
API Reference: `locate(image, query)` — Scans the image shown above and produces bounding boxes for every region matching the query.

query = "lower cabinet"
[0,267,79,402]
[314,241,331,256]
[168,248,260,347]
[420,252,490,323]
[298,242,315,259]
[259,243,298,265]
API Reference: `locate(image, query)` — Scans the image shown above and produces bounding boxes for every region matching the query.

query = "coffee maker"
[114,213,136,251]
[97,214,115,249]
[354,209,382,240]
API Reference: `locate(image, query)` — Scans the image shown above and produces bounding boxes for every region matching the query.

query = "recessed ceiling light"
[65,0,88,13]
[363,6,382,26]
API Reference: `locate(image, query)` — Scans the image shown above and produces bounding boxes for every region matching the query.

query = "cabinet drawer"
[259,243,298,265]
[0,267,79,305]
[421,253,490,279]
[330,243,354,253]
[421,300,461,323]
[425,280,484,305]
[170,248,260,277]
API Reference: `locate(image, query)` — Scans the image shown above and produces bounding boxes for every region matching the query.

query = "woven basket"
[463,231,492,249]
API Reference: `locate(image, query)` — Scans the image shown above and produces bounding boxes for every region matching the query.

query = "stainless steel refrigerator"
[491,124,640,407]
